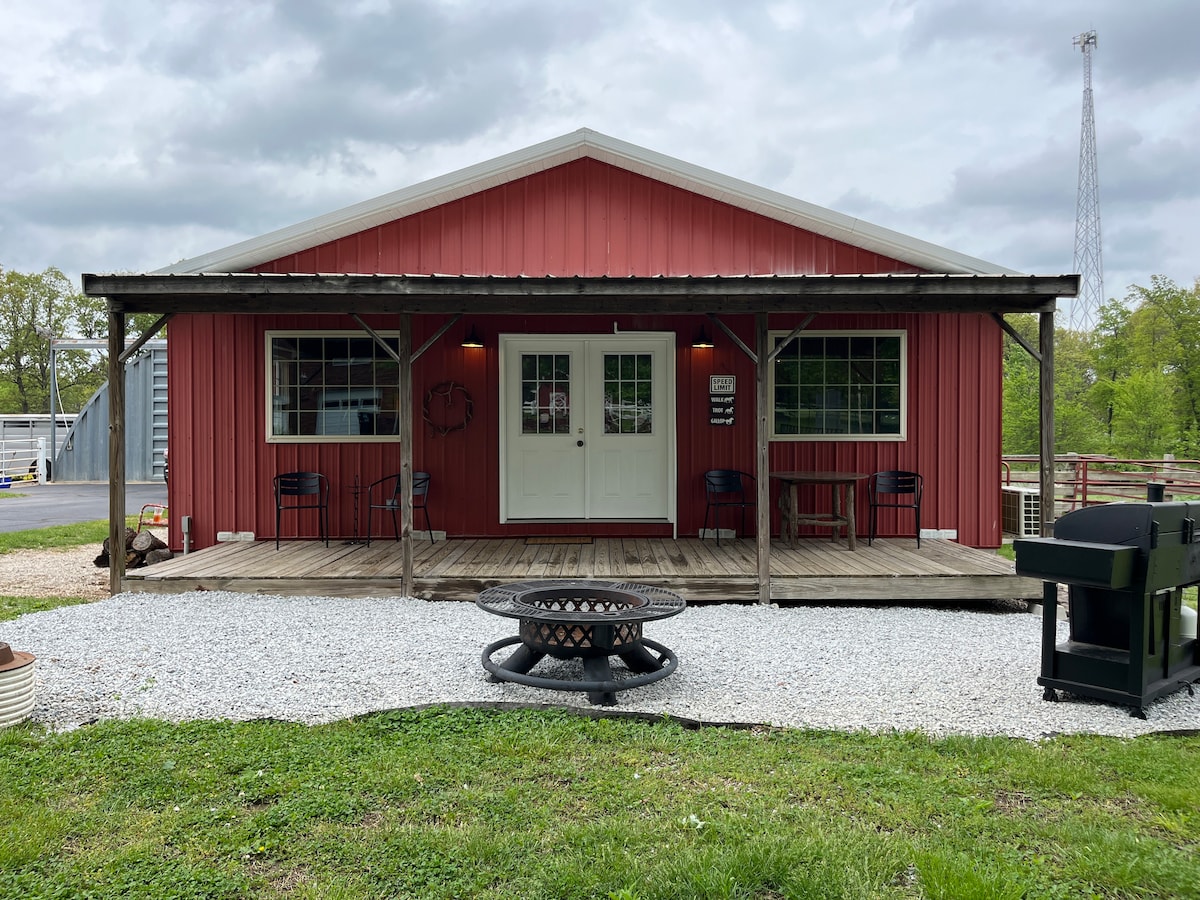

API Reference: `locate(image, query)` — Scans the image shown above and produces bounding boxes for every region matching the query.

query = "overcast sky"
[3,0,1196,316]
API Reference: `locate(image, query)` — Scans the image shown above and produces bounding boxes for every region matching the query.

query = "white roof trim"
[155,128,1018,276]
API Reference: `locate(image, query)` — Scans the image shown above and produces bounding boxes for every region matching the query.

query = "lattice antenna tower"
[1071,29,1103,332]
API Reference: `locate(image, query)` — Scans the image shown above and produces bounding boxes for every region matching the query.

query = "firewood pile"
[93,527,174,569]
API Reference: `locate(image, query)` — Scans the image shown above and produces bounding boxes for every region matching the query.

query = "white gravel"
[4,591,1199,739]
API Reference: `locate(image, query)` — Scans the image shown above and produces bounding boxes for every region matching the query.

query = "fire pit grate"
[476,579,685,705]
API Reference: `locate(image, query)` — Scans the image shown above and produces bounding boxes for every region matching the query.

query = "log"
[131,530,167,553]
[94,527,170,569]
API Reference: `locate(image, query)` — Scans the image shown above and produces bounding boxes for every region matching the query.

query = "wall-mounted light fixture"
[691,326,714,348]
[461,325,484,348]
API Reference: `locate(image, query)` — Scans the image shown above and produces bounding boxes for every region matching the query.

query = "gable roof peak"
[157,128,1016,276]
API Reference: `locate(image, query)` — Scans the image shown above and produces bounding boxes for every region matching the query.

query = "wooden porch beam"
[755,313,771,605]
[412,313,461,363]
[116,313,174,365]
[766,313,817,365]
[86,273,1077,317]
[397,315,415,598]
[708,313,756,363]
[107,309,126,595]
[991,313,1041,363]
[86,272,1081,299]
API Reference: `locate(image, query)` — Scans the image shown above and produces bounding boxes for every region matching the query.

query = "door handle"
[577,440,585,447]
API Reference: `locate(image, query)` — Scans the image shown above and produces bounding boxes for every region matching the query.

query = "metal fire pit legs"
[476,580,685,705]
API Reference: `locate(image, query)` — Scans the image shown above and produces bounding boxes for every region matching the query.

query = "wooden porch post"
[1039,310,1055,536]
[755,313,771,604]
[399,314,414,598]
[107,308,126,595]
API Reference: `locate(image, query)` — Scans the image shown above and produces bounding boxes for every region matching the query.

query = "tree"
[1122,276,1200,456]
[1000,314,1104,455]
[0,266,107,415]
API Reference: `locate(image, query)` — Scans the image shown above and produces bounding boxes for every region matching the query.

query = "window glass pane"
[878,336,901,359]
[268,333,401,439]
[771,332,905,438]
[776,359,799,386]
[825,360,850,388]
[521,353,572,435]
[850,336,875,359]
[603,352,653,434]
[825,337,849,359]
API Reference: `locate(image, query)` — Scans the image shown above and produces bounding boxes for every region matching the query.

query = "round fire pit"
[0,642,36,728]
[476,579,685,705]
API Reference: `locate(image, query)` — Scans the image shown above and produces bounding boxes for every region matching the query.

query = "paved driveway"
[0,482,168,533]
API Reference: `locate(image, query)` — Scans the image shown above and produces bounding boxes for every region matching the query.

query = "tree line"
[1003,275,1200,459]
[0,265,157,417]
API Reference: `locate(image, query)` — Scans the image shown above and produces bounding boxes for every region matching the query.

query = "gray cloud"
[0,0,1195,299]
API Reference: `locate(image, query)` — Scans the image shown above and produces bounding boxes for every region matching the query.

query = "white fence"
[0,437,47,488]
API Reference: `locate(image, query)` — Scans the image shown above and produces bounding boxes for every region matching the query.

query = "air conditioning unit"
[1001,486,1041,537]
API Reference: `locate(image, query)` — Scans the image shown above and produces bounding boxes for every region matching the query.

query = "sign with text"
[709,375,735,426]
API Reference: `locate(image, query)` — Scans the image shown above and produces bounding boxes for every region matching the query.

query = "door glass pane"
[603,353,652,434]
[521,353,571,434]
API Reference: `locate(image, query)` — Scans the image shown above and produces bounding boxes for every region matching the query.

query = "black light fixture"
[691,325,714,348]
[461,325,484,348]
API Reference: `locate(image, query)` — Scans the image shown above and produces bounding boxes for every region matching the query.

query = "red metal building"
[155,129,1022,552]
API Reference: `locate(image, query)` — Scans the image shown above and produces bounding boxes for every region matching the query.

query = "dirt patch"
[0,545,110,599]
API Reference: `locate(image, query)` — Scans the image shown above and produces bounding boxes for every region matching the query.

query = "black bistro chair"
[366,471,435,545]
[702,469,755,545]
[273,471,330,550]
[867,470,924,548]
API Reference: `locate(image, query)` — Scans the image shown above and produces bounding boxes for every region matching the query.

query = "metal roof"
[153,128,1020,278]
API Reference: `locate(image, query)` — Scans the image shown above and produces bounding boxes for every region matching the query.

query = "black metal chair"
[273,471,330,550]
[702,469,755,545]
[366,471,434,545]
[867,470,924,547]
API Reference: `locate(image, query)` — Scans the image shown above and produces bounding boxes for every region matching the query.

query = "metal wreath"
[422,381,474,436]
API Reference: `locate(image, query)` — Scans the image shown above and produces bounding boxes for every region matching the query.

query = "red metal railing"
[1002,455,1200,515]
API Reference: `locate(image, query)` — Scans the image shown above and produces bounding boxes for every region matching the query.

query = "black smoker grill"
[1015,501,1200,715]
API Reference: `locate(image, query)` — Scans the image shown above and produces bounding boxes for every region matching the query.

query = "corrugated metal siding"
[167,159,1006,550]
[54,346,166,482]
[167,312,1002,550]
[251,159,920,277]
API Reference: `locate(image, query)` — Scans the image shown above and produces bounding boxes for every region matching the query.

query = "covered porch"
[122,535,1040,604]
[87,271,1075,603]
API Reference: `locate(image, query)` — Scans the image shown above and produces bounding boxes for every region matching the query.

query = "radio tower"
[1071,30,1103,332]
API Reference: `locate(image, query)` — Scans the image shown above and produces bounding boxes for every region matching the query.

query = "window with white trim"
[266,332,400,441]
[770,330,906,440]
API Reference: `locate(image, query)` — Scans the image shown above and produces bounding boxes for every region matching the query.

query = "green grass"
[0,518,140,554]
[0,594,93,622]
[0,490,29,499]
[0,709,1197,899]
[3,526,1198,896]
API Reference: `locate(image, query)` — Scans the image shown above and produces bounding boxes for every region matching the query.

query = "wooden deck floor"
[124,537,1041,604]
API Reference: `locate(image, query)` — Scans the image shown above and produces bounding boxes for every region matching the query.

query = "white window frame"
[768,329,908,442]
[265,330,401,444]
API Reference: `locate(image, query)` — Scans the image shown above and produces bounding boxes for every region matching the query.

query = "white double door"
[501,334,675,522]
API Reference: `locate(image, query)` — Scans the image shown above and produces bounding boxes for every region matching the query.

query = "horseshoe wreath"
[423,381,474,436]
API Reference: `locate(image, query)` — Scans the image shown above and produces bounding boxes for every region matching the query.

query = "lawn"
[2,710,1199,899]
[2,525,1199,898]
